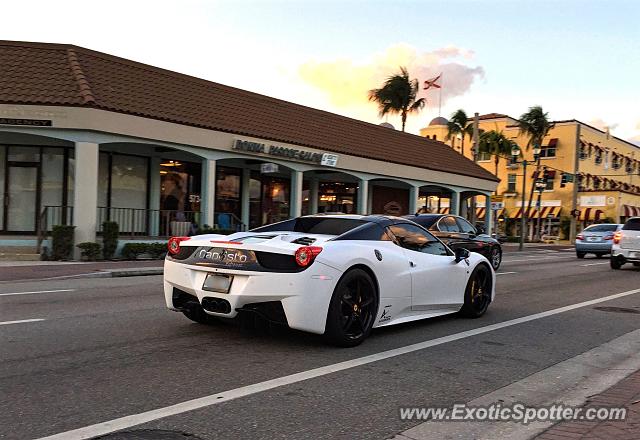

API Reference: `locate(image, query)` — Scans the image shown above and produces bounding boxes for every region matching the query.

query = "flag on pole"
[423,74,442,90]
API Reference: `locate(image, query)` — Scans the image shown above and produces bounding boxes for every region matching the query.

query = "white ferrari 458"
[164,215,495,346]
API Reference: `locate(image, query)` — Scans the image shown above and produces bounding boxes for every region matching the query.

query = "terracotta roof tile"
[0,40,498,182]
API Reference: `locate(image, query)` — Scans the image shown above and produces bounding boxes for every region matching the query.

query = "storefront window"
[215,166,242,222]
[111,155,148,209]
[0,146,4,230]
[160,159,202,213]
[97,152,109,208]
[261,176,290,224]
[41,148,65,208]
[317,182,357,214]
[249,172,262,229]
[8,146,40,162]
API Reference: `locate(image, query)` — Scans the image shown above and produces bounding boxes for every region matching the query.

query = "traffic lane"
[0,275,164,323]
[107,294,640,440]
[2,263,639,438]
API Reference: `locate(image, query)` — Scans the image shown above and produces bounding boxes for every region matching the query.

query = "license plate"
[203,274,233,293]
[587,237,600,242]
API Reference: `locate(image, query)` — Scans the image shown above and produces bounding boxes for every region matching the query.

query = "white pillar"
[149,156,161,236]
[241,168,251,228]
[73,142,99,259]
[484,194,493,236]
[309,177,319,214]
[201,159,216,228]
[357,179,369,214]
[450,191,460,215]
[409,185,420,215]
[290,170,303,218]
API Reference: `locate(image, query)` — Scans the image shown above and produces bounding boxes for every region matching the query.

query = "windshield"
[406,215,439,229]
[251,217,366,235]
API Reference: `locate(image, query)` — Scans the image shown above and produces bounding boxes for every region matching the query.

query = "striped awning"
[437,207,450,214]
[512,206,561,219]
[578,208,604,221]
[623,205,640,217]
[476,207,486,219]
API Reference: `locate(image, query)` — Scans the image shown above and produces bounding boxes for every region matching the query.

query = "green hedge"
[102,221,119,260]
[52,225,75,260]
[77,242,101,261]
[121,242,167,260]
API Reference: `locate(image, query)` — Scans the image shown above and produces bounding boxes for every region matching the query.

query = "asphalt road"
[1,247,640,440]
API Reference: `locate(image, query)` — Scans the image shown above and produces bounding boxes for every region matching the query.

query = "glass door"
[5,165,38,232]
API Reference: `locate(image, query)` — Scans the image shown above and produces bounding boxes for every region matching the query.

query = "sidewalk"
[536,369,640,440]
[0,260,163,282]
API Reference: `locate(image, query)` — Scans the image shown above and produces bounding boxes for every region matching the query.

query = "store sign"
[260,163,279,173]
[0,118,52,127]
[580,195,606,207]
[233,139,339,167]
[491,202,504,210]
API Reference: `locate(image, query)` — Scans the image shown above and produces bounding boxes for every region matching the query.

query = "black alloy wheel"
[490,247,502,271]
[325,268,378,347]
[610,256,624,270]
[460,265,492,318]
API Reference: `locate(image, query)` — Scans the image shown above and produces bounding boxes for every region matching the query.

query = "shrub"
[77,242,101,261]
[121,243,148,260]
[51,225,75,260]
[148,242,167,259]
[102,221,119,260]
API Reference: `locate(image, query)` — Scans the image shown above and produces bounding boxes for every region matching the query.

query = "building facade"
[421,114,640,239]
[0,41,498,256]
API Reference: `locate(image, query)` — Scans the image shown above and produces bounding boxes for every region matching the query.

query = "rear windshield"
[584,224,619,232]
[251,217,366,235]
[623,219,640,231]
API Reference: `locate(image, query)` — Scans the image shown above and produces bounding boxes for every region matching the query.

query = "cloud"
[588,118,619,131]
[298,43,484,112]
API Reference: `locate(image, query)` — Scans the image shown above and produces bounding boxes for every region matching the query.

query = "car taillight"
[603,234,614,240]
[576,234,584,241]
[613,231,622,244]
[168,236,190,255]
[294,246,323,267]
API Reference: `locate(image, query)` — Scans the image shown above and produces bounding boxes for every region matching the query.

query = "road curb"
[0,267,163,283]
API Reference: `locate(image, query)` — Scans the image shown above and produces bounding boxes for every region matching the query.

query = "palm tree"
[446,110,474,156]
[518,106,554,240]
[368,67,425,132]
[478,130,515,176]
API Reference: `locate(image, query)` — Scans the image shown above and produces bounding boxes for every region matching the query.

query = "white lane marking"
[496,272,517,276]
[37,287,640,440]
[0,289,75,297]
[502,256,575,263]
[0,318,45,326]
[581,262,610,267]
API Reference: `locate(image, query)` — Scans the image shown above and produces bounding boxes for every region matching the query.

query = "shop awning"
[538,206,562,218]
[476,207,486,219]
[578,207,604,222]
[623,205,640,217]
[437,207,450,214]
[512,207,537,219]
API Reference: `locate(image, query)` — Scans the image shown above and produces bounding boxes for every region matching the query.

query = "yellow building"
[421,114,640,239]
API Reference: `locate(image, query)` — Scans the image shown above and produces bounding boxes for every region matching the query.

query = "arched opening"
[368,178,413,216]
[0,131,73,234]
[417,185,455,215]
[301,170,361,216]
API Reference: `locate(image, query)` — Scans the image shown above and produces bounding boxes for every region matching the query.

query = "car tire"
[610,257,624,270]
[460,264,492,318]
[576,252,586,259]
[595,253,604,259]
[489,247,502,271]
[182,303,218,325]
[324,268,378,347]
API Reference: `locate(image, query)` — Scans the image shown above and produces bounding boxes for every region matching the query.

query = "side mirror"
[454,248,470,263]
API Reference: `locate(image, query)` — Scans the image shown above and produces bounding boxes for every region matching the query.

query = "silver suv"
[610,217,640,269]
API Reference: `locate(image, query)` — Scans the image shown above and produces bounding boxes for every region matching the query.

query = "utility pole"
[569,123,581,244]
[470,112,480,225]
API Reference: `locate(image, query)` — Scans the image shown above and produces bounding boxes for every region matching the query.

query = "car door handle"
[409,261,416,267]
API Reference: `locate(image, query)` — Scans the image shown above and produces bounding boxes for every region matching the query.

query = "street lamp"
[511,144,528,252]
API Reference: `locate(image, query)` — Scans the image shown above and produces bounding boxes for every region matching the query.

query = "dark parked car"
[405,214,503,270]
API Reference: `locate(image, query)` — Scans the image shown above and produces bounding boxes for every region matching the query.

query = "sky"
[2,0,639,143]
